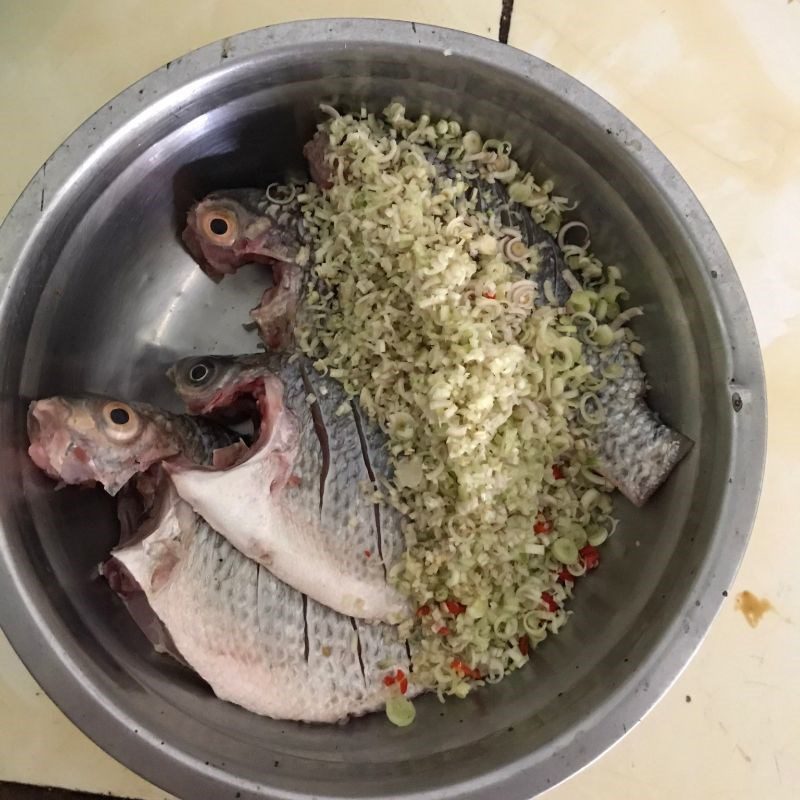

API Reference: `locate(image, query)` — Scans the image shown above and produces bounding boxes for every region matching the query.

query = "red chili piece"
[383,674,395,687]
[580,544,600,570]
[556,568,575,585]
[395,669,409,695]
[437,626,450,636]
[444,599,467,615]
[363,549,372,558]
[518,636,529,656]
[482,291,496,300]
[552,464,565,481]
[416,605,431,617]
[534,519,552,535]
[541,591,559,612]
[451,659,481,680]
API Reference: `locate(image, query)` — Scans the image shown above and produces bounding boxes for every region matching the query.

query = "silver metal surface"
[0,19,766,800]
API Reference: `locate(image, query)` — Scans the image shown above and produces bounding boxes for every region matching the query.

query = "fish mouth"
[186,374,287,469]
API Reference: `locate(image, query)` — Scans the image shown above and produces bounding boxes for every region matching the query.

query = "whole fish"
[111,473,413,723]
[27,397,413,722]
[167,354,409,625]
[27,395,240,495]
[480,181,692,506]
[182,187,307,350]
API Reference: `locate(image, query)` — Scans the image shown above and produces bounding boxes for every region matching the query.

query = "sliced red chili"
[482,291,496,300]
[398,676,409,695]
[444,599,467,615]
[556,568,575,585]
[383,674,395,686]
[416,604,431,617]
[580,544,600,570]
[552,464,565,481]
[518,635,529,656]
[451,659,481,680]
[437,626,450,636]
[363,549,372,558]
[534,519,552,535]
[541,591,559,612]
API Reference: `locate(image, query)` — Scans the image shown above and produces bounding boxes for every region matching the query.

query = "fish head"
[27,396,183,495]
[168,354,275,415]
[168,354,293,474]
[182,189,302,280]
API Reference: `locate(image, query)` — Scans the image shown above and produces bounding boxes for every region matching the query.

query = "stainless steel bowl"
[0,19,766,800]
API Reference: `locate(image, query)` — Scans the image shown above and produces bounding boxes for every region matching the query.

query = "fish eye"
[110,407,130,424]
[188,360,214,385]
[200,207,237,246]
[101,402,142,442]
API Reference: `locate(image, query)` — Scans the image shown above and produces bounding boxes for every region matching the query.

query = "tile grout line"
[498,0,515,44]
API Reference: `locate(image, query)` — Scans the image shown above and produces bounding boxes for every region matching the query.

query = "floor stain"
[735,590,774,628]
[736,744,753,763]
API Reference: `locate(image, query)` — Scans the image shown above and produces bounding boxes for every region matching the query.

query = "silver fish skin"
[479,181,571,307]
[480,183,692,506]
[111,475,413,723]
[167,354,410,625]
[27,395,240,496]
[584,342,692,506]
[182,187,307,350]
[425,157,570,305]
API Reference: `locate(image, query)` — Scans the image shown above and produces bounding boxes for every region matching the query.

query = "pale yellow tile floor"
[1,1,799,798]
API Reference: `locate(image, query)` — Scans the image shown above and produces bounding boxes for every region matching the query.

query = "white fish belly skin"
[114,508,405,722]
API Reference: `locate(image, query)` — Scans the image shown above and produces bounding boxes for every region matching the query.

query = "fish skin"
[584,342,693,506]
[480,181,571,307]
[167,354,410,624]
[182,188,306,350]
[426,157,570,306]
[27,395,239,496]
[112,476,413,723]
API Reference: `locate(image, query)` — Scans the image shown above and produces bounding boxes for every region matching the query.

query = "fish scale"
[428,155,570,306]
[114,487,404,722]
[353,408,407,570]
[584,342,692,506]
[307,369,410,675]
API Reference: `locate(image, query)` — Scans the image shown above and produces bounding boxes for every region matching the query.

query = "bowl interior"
[0,23,743,800]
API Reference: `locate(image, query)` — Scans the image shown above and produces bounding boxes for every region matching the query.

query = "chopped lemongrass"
[385,695,417,727]
[296,103,639,698]
[551,537,580,565]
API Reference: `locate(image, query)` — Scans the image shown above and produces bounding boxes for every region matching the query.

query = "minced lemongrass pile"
[296,104,640,699]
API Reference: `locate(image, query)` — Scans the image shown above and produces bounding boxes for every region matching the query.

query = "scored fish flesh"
[182,187,308,350]
[167,354,409,624]
[111,474,412,723]
[27,395,240,496]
